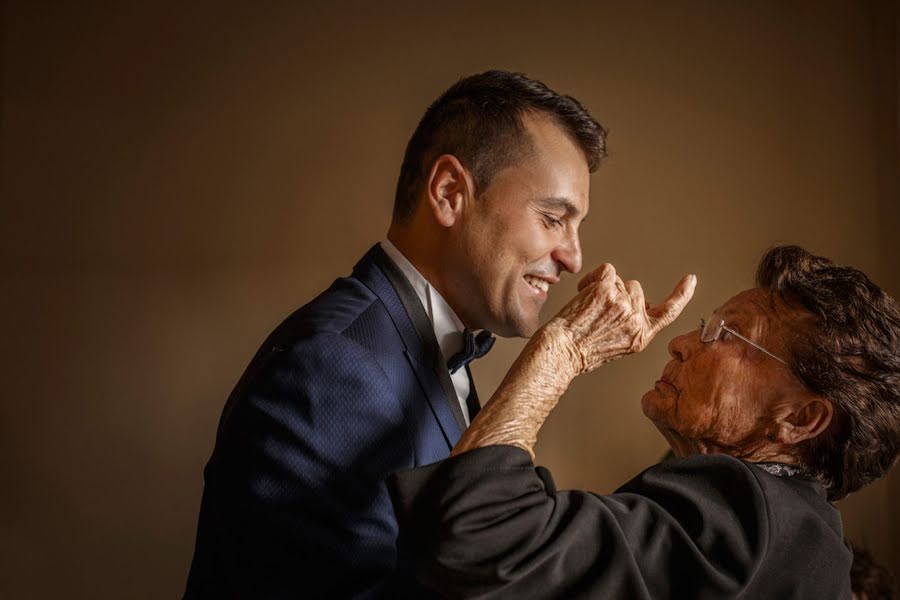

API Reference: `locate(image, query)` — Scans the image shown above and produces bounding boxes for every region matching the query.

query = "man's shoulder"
[264,268,406,356]
[287,274,381,332]
[222,273,407,422]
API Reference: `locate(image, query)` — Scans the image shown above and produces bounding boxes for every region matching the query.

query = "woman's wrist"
[452,324,579,457]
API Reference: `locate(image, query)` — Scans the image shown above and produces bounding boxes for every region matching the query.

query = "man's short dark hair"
[756,245,900,500]
[392,70,607,224]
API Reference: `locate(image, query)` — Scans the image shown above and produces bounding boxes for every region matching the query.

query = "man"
[184,70,607,598]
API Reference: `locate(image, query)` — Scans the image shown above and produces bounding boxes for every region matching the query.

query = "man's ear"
[425,154,472,228]
[774,396,834,445]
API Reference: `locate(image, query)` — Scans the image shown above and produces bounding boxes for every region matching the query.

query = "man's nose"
[553,230,583,274]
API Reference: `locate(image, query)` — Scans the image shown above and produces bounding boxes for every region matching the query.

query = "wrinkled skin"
[642,288,828,462]
[454,264,696,457]
[457,278,832,465]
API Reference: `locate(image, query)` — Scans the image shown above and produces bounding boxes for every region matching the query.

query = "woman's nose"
[668,330,696,361]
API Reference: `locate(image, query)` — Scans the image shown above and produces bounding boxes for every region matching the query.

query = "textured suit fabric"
[185,245,463,599]
[389,445,853,599]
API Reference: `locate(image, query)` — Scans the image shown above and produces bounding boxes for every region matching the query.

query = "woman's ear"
[425,154,471,228]
[774,396,834,444]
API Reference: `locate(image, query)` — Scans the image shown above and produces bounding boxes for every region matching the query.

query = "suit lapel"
[464,364,481,418]
[352,245,466,446]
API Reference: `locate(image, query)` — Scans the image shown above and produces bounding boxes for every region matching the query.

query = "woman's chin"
[640,388,672,423]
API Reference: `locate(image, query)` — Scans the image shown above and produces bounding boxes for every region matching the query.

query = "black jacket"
[389,446,852,599]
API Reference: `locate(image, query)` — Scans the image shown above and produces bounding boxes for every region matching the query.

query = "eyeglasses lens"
[700,317,721,343]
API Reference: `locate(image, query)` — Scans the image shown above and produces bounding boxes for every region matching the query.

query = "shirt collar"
[380,240,466,362]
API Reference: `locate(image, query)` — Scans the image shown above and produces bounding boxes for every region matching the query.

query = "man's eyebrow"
[535,197,587,220]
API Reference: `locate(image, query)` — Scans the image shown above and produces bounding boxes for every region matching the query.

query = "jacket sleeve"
[388,445,772,600]
[186,332,414,599]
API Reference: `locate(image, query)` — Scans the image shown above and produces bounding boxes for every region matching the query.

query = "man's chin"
[519,318,543,339]
[490,312,540,339]
[494,326,536,339]
[518,321,540,339]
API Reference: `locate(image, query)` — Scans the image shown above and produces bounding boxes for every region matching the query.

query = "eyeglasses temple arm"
[721,325,789,365]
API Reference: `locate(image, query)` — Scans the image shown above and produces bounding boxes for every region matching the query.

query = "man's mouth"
[523,275,559,294]
[524,275,550,293]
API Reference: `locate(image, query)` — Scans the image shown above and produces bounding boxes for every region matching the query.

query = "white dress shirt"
[380,240,476,425]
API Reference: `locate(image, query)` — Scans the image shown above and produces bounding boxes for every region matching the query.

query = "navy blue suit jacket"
[185,245,467,598]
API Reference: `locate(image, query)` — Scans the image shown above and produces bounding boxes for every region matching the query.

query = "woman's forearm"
[452,325,579,458]
[451,269,695,458]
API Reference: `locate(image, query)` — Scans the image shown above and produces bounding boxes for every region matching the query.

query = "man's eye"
[543,214,563,228]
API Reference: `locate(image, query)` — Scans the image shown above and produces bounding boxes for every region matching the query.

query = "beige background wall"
[2,1,897,597]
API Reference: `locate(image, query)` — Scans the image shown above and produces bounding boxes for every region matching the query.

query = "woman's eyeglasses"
[699,317,788,365]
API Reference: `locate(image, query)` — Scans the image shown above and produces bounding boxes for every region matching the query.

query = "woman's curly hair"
[757,246,900,500]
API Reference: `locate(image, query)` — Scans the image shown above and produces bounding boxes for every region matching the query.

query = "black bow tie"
[447,329,495,374]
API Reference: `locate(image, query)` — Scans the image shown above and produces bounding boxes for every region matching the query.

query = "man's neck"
[380,238,467,352]
[386,228,468,326]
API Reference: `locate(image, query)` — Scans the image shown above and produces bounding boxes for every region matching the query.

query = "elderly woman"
[388,246,900,599]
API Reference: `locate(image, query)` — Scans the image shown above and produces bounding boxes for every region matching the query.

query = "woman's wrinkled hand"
[454,264,696,458]
[540,264,697,376]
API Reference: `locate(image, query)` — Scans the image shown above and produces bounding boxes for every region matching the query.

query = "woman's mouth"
[655,376,678,394]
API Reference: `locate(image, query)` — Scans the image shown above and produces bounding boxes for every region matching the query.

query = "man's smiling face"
[453,111,590,337]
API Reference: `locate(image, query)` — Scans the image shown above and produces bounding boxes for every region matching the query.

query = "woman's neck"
[660,427,799,464]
